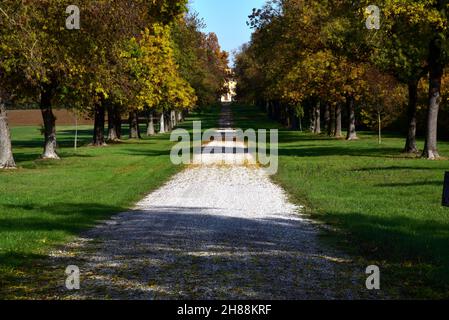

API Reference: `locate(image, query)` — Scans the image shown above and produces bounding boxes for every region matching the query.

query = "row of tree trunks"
[264,98,347,139]
[40,85,60,159]
[0,97,16,169]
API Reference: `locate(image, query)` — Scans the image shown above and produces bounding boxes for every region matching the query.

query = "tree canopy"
[235,0,449,157]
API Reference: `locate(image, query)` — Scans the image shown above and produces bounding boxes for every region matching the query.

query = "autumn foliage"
[235,0,449,158]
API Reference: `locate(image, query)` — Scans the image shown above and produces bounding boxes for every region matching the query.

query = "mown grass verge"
[232,104,449,299]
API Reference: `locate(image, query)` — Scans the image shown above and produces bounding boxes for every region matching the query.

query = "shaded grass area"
[0,107,220,297]
[232,104,449,299]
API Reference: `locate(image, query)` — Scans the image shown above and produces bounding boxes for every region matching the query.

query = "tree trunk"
[290,108,299,130]
[404,81,419,153]
[268,101,273,119]
[335,103,342,137]
[273,101,281,122]
[309,105,315,132]
[147,111,155,136]
[107,104,120,142]
[167,112,173,132]
[328,105,336,136]
[422,37,444,159]
[93,102,106,146]
[346,96,358,140]
[159,112,166,133]
[314,100,321,134]
[115,107,122,140]
[164,113,170,132]
[171,110,177,129]
[378,112,382,145]
[0,98,16,169]
[129,111,141,139]
[40,86,59,159]
[324,103,330,133]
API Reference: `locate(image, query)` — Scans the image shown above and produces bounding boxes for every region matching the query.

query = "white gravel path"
[40,107,381,300]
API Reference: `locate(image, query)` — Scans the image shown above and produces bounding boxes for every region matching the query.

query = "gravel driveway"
[39,107,381,300]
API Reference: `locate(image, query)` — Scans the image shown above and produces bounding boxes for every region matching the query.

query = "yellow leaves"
[125,22,197,111]
[384,0,447,30]
[94,86,109,99]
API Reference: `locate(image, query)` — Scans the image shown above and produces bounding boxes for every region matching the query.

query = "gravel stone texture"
[35,107,383,300]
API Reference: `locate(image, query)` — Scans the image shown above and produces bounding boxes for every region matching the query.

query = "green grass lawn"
[0,107,219,297]
[232,104,449,299]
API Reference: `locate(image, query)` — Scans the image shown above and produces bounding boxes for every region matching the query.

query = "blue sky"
[189,0,266,60]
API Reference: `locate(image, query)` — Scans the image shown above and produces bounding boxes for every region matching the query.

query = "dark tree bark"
[0,98,16,169]
[335,103,342,137]
[267,101,272,119]
[404,81,419,154]
[346,96,358,140]
[107,103,120,142]
[114,107,122,140]
[146,110,155,136]
[328,104,335,136]
[40,85,59,159]
[289,107,299,130]
[165,112,172,132]
[422,37,444,159]
[129,111,141,139]
[273,101,281,121]
[93,102,106,146]
[314,100,321,134]
[324,103,330,133]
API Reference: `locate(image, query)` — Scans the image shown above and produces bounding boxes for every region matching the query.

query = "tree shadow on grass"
[322,210,449,298]
[277,146,402,159]
[118,148,172,157]
[0,202,131,298]
[375,181,442,188]
[353,166,445,172]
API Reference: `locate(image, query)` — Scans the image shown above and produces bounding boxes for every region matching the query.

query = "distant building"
[221,69,237,103]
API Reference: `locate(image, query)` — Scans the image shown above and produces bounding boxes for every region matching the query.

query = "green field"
[232,104,449,299]
[0,108,219,297]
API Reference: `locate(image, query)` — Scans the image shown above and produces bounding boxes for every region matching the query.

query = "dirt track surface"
[7,110,92,126]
